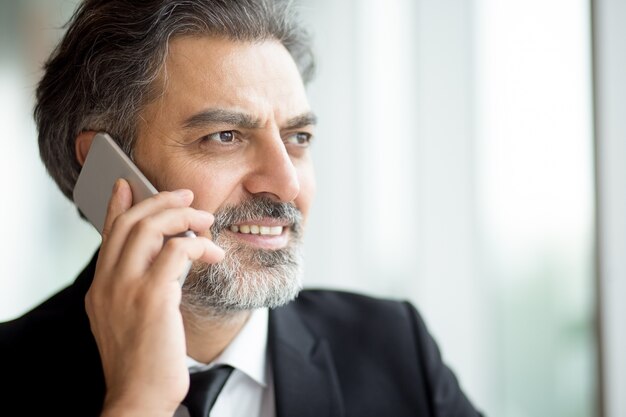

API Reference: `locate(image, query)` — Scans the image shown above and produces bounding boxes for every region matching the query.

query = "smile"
[225,219,291,250]
[229,225,284,236]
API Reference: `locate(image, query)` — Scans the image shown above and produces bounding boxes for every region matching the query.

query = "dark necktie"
[182,365,235,417]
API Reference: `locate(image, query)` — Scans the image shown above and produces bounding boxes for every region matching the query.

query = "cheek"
[152,159,246,214]
[134,131,250,213]
[184,169,244,213]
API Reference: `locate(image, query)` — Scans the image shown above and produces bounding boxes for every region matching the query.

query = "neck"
[182,308,251,364]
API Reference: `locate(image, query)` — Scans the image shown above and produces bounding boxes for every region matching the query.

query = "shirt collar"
[186,307,269,387]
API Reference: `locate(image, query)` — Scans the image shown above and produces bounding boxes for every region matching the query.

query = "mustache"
[210,196,302,235]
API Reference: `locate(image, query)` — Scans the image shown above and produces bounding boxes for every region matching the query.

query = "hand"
[85,179,224,416]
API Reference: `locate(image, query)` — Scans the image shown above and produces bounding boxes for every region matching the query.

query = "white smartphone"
[73,132,194,285]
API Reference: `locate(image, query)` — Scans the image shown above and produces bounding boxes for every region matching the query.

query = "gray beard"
[180,197,303,318]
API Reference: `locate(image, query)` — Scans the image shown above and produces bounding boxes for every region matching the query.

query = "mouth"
[224,219,290,250]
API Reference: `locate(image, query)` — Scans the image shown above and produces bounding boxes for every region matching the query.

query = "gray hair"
[34,0,315,201]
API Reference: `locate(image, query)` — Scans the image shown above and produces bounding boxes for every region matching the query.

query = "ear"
[75,131,98,166]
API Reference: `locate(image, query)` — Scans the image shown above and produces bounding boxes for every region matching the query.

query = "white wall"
[594,1,626,416]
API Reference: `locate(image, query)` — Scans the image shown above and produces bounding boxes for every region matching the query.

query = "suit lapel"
[269,304,345,417]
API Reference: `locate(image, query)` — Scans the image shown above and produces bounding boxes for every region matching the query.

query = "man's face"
[132,37,316,313]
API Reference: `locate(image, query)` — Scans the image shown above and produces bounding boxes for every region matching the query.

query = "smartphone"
[73,132,194,285]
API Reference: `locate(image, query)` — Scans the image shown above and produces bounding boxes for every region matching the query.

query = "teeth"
[230,225,284,236]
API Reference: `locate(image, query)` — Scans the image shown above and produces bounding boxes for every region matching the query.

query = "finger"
[103,189,195,267]
[101,178,132,243]
[122,189,194,224]
[116,207,216,278]
[148,236,225,285]
[96,179,133,273]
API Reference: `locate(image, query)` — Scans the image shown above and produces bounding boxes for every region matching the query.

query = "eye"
[285,132,313,146]
[201,131,236,144]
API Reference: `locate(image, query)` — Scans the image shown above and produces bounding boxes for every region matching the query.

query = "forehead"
[144,36,310,127]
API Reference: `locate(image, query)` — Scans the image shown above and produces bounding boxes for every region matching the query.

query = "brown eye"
[202,131,235,143]
[285,132,312,146]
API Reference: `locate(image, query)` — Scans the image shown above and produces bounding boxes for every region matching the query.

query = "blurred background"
[0,0,624,416]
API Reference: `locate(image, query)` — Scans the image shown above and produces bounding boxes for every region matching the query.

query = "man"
[0,1,482,416]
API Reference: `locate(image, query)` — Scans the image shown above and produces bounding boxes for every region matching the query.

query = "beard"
[180,196,304,317]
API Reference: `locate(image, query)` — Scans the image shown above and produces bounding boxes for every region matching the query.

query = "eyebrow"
[284,112,318,130]
[182,108,317,131]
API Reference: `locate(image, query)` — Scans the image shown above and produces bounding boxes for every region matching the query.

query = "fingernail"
[112,178,122,193]
[173,189,192,199]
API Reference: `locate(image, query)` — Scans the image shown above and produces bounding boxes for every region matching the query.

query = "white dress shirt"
[174,308,275,417]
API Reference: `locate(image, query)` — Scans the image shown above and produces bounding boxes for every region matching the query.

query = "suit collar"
[269,301,345,417]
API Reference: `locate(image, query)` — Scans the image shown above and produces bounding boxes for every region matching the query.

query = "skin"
[75,37,316,416]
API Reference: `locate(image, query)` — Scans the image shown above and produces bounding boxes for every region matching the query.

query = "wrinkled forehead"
[141,35,311,130]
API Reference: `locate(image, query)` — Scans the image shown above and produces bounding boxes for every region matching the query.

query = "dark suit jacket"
[0,252,482,417]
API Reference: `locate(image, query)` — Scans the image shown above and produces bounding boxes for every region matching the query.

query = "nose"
[242,132,300,202]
